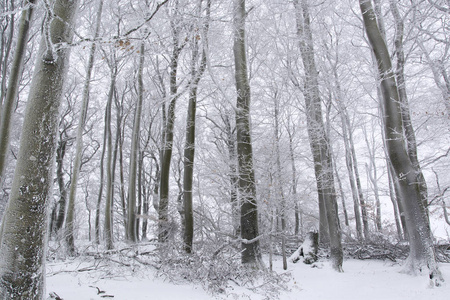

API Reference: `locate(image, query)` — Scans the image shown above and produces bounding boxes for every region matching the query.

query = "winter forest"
[0,0,449,299]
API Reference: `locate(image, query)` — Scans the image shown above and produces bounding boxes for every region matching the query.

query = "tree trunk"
[0,0,36,183]
[158,1,184,242]
[54,132,68,232]
[293,0,343,271]
[104,78,115,249]
[389,0,428,216]
[127,40,145,243]
[364,128,382,232]
[65,0,103,254]
[387,159,404,240]
[359,0,442,282]
[182,0,210,254]
[0,0,79,297]
[287,119,302,236]
[0,0,15,113]
[105,85,122,249]
[274,95,287,270]
[233,0,263,268]
[223,113,240,237]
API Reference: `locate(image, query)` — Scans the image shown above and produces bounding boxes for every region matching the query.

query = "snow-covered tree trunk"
[0,0,36,184]
[0,0,79,297]
[359,0,442,283]
[233,0,263,268]
[159,0,184,243]
[290,231,318,265]
[65,0,103,253]
[97,64,116,248]
[389,0,428,217]
[127,39,145,243]
[182,0,209,254]
[293,0,343,272]
[287,119,302,236]
[274,95,287,270]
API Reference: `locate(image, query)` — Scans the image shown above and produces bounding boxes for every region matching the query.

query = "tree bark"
[293,0,343,271]
[54,131,68,232]
[274,94,287,270]
[0,0,79,297]
[158,0,184,242]
[65,0,103,254]
[0,0,36,184]
[182,0,210,254]
[287,119,302,236]
[389,0,428,216]
[233,0,263,268]
[127,39,145,243]
[0,0,15,113]
[359,0,442,282]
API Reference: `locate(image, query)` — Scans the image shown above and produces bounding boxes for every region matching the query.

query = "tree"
[233,0,263,268]
[293,0,343,272]
[159,0,186,243]
[65,0,104,253]
[0,0,80,297]
[0,0,15,114]
[182,0,210,254]
[359,0,442,283]
[390,0,429,218]
[0,0,36,185]
[127,37,145,242]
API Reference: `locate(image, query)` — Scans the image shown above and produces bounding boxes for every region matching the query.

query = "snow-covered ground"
[46,252,450,300]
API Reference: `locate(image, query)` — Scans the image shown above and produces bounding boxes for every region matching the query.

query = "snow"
[46,254,450,300]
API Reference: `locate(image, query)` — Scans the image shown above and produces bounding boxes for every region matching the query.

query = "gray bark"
[389,0,428,216]
[65,0,103,253]
[364,129,382,232]
[387,158,404,240]
[0,0,15,116]
[274,95,287,270]
[0,0,36,184]
[293,0,343,271]
[0,0,79,297]
[127,39,145,243]
[287,119,302,236]
[54,130,69,232]
[359,0,442,282]
[159,0,184,242]
[182,0,209,254]
[233,0,263,268]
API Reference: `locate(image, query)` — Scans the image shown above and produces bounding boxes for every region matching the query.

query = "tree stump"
[289,231,319,264]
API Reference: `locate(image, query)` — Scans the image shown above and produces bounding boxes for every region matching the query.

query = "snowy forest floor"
[45,242,450,300]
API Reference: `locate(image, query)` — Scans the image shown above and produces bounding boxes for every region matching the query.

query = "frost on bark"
[0,0,36,184]
[293,0,343,272]
[233,0,263,268]
[182,0,209,254]
[159,0,185,243]
[359,0,442,284]
[65,0,103,254]
[389,0,428,216]
[290,231,319,265]
[127,39,145,243]
[0,0,79,297]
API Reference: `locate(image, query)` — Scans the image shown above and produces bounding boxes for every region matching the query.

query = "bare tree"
[65,0,104,253]
[293,0,343,271]
[233,0,263,268]
[0,0,36,184]
[359,0,442,283]
[0,0,80,296]
[127,37,145,242]
[159,0,186,242]
[182,0,210,254]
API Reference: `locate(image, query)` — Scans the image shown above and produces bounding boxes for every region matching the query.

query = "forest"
[0,0,449,298]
